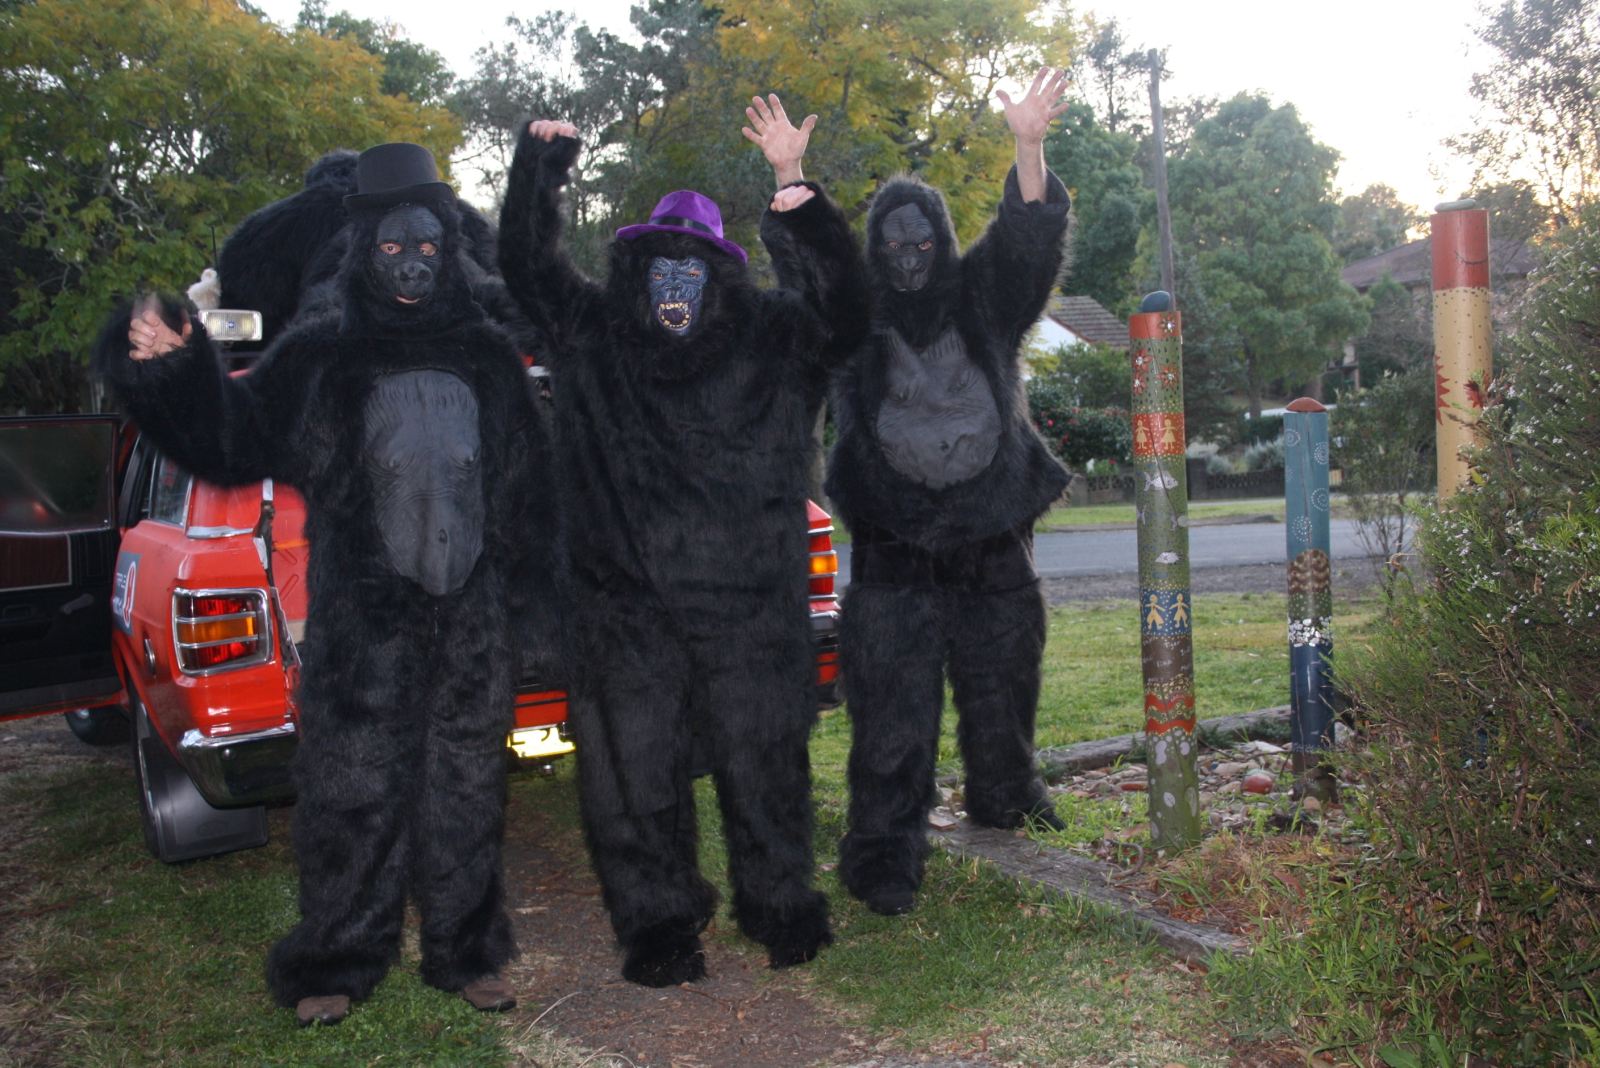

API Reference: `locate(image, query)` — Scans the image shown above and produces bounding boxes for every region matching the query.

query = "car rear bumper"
[178,723,297,807]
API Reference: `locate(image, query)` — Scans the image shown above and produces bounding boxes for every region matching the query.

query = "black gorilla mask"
[878,203,936,292]
[647,256,707,336]
[370,205,444,307]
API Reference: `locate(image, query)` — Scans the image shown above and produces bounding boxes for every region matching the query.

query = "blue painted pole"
[1283,397,1337,802]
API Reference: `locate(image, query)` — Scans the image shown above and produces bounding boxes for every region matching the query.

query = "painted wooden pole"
[1431,201,1492,500]
[1283,397,1338,803]
[1130,291,1201,852]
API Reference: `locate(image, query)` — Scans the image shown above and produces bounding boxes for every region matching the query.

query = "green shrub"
[1026,376,1132,468]
[1335,216,1600,1064]
[1240,435,1285,472]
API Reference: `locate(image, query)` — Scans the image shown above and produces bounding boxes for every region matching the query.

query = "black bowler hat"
[343,142,455,211]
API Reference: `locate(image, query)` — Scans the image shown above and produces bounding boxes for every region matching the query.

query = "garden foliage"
[1342,216,1598,1063]
[1025,374,1132,469]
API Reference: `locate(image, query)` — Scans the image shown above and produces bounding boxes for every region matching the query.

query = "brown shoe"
[461,974,516,1012]
[295,994,351,1027]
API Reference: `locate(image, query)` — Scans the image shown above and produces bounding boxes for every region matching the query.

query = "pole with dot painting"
[1283,397,1338,803]
[1129,291,1201,852]
[1431,201,1492,500]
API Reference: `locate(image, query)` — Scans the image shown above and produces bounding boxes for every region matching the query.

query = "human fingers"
[745,105,765,132]
[1027,67,1048,98]
[741,126,761,145]
[555,121,577,138]
[768,94,788,125]
[751,95,774,125]
[800,114,817,136]
[995,88,1014,109]
[771,185,815,212]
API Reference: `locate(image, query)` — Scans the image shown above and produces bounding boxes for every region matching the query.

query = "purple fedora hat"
[615,190,747,264]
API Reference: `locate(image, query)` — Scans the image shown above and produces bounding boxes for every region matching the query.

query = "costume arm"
[497,122,602,354]
[758,182,871,372]
[961,164,1071,352]
[94,295,314,487]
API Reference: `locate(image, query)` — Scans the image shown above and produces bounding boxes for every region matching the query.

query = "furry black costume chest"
[826,167,1073,552]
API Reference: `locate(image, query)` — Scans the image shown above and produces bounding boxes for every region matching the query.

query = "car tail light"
[808,524,837,600]
[173,588,271,675]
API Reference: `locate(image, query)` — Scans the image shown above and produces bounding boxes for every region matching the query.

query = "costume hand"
[742,94,815,186]
[770,185,816,213]
[127,296,190,361]
[996,68,1071,146]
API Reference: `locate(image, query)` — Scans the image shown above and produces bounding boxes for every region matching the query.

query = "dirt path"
[495,781,985,1068]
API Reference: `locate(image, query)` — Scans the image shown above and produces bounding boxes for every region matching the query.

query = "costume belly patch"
[363,370,485,596]
[874,327,1001,489]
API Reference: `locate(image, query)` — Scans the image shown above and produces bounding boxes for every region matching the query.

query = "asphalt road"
[835,518,1381,587]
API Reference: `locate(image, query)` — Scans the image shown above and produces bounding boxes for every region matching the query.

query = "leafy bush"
[1332,369,1436,598]
[1319,217,1598,1064]
[1240,436,1285,472]
[1027,374,1132,468]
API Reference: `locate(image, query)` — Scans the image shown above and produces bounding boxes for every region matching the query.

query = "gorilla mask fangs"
[648,255,707,334]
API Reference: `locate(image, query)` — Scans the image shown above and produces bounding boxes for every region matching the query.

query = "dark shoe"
[461,974,516,1012]
[735,890,833,968]
[1023,801,1067,833]
[622,925,706,987]
[295,994,350,1027]
[839,832,925,915]
[860,880,917,917]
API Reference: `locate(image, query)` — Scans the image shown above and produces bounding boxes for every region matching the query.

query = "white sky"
[254,0,1493,214]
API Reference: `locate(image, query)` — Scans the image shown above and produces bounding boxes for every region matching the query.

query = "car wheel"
[63,706,131,746]
[130,695,268,864]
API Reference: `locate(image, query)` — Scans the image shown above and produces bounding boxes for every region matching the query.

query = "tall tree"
[1045,100,1146,314]
[294,0,455,106]
[0,0,460,412]
[1465,177,1552,244]
[1163,94,1369,417]
[1452,0,1599,227]
[1070,15,1148,136]
[1333,184,1420,263]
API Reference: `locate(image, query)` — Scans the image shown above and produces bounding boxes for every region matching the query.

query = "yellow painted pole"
[1431,202,1492,499]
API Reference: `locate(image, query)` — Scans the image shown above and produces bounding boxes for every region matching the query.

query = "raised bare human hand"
[742,94,815,186]
[770,185,816,213]
[127,296,191,362]
[995,68,1071,146]
[527,119,579,142]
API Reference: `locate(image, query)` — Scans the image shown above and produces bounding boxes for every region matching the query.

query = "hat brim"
[344,181,457,212]
[615,222,748,265]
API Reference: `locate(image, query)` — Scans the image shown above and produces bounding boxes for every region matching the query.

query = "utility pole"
[1147,49,1176,302]
[1431,201,1492,499]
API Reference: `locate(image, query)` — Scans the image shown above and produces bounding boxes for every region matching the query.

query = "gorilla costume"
[215,149,359,341]
[828,165,1072,915]
[96,143,547,1023]
[498,125,867,986]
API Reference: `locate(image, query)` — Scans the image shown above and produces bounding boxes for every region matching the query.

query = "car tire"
[130,694,268,864]
[63,706,131,746]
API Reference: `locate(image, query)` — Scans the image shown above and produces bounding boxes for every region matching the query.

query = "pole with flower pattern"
[1129,291,1201,851]
[1283,397,1338,802]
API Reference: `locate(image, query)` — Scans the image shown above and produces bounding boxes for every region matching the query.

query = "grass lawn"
[1,589,1383,1066]
[1034,493,1360,531]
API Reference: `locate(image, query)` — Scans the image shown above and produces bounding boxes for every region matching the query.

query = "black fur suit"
[828,167,1071,914]
[96,167,546,1010]
[498,127,867,985]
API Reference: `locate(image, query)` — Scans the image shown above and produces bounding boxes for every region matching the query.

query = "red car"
[0,406,842,864]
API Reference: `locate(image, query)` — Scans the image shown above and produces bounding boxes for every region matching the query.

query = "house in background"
[1033,294,1129,353]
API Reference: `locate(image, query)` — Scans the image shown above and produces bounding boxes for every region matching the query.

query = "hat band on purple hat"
[650,213,719,237]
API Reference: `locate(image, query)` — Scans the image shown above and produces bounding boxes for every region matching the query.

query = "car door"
[0,415,125,720]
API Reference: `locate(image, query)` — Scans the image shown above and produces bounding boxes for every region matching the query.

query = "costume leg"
[571,599,715,986]
[946,529,1058,830]
[837,580,945,914]
[697,620,831,968]
[414,584,518,993]
[266,594,422,1007]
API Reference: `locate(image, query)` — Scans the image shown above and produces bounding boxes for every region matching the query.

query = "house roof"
[1045,294,1128,349]
[1342,235,1541,291]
